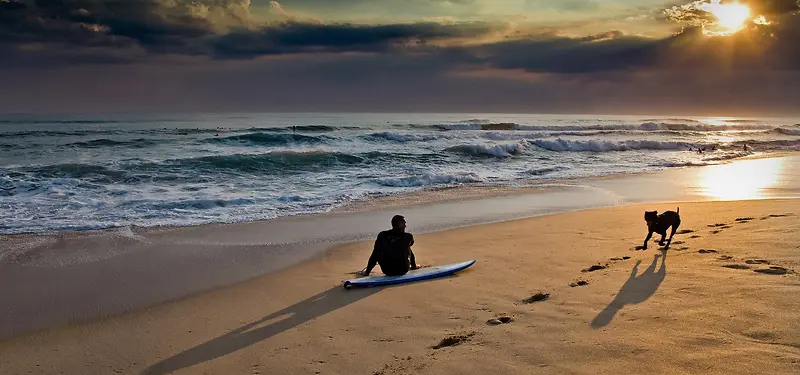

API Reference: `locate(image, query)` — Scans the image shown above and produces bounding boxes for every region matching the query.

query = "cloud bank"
[1,0,799,114]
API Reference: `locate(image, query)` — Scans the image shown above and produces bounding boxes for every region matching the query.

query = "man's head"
[391,215,406,232]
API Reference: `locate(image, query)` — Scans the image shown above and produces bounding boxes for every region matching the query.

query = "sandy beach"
[4,1,800,372]
[1,196,798,374]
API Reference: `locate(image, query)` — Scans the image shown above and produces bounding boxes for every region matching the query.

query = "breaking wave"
[445,140,529,158]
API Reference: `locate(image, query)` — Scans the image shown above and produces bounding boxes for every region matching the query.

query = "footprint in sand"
[735,217,754,223]
[711,230,722,234]
[522,293,550,304]
[677,229,695,234]
[745,259,769,265]
[431,333,475,349]
[753,266,791,275]
[717,255,734,260]
[761,213,794,220]
[582,264,607,273]
[487,316,514,325]
[610,256,632,261]
[698,249,718,254]
[708,223,727,228]
[690,235,702,239]
[722,264,751,270]
[569,280,590,287]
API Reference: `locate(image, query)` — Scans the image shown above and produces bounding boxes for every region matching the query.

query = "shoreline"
[0,150,792,238]
[1,155,799,341]
[1,199,798,374]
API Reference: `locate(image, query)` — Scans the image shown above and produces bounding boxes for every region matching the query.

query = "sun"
[698,1,751,36]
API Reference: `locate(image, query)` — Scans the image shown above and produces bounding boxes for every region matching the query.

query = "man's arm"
[408,234,417,269]
[363,233,383,275]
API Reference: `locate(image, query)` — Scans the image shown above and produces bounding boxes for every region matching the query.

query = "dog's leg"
[643,230,653,250]
[664,223,679,250]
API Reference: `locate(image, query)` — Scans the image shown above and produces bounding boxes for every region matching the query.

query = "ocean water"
[1,113,799,235]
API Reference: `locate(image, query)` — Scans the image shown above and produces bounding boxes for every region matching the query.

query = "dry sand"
[1,199,799,374]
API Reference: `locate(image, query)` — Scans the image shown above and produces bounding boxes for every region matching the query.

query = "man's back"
[376,229,413,259]
[365,229,415,276]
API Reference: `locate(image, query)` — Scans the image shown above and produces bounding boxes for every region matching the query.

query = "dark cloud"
[460,32,657,74]
[742,0,800,15]
[0,0,498,64]
[211,21,495,58]
[0,0,250,56]
[524,0,600,12]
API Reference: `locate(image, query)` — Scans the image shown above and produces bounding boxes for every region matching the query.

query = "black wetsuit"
[364,229,416,276]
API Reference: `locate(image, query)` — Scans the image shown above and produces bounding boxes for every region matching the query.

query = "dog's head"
[644,211,659,224]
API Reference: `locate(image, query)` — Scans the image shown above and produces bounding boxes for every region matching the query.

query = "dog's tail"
[677,207,680,214]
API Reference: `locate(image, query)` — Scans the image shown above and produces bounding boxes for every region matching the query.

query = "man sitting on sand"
[359,215,418,276]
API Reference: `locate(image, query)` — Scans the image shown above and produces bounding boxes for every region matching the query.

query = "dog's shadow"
[590,251,667,329]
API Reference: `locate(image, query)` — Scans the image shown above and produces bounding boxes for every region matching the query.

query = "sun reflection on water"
[698,158,785,200]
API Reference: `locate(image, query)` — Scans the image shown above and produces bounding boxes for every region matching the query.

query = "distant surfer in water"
[359,215,417,276]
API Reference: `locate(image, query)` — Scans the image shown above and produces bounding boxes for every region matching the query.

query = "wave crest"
[207,132,326,146]
[364,132,450,142]
[248,125,340,132]
[174,151,364,173]
[446,140,528,157]
[66,138,160,149]
[775,127,800,136]
[532,138,694,152]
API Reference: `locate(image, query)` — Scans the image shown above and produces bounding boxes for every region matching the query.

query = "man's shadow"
[143,285,379,375]
[590,251,667,329]
[143,272,465,375]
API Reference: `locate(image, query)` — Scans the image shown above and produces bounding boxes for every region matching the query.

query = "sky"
[0,0,799,116]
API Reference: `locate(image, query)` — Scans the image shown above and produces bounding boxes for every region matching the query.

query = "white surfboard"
[343,260,476,289]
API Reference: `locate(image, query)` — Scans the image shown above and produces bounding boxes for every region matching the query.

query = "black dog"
[642,208,681,250]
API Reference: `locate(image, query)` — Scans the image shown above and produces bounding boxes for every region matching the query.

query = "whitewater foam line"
[420,122,776,132]
[373,172,483,187]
